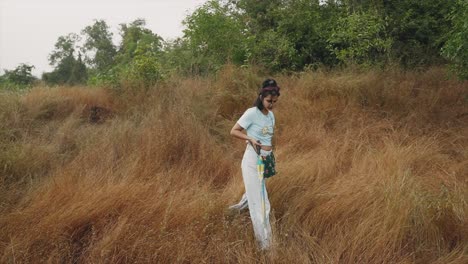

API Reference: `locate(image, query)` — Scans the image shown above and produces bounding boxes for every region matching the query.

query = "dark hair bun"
[262,78,277,88]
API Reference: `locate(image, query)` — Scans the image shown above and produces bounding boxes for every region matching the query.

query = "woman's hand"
[247,138,262,148]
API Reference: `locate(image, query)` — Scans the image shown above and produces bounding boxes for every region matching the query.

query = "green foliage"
[122,55,162,87]
[100,19,165,87]
[37,0,464,81]
[86,66,122,87]
[43,52,87,86]
[274,0,340,67]
[48,33,80,67]
[81,20,117,72]
[160,39,198,76]
[68,53,88,85]
[43,19,164,88]
[234,0,283,33]
[0,64,37,90]
[441,0,468,79]
[328,11,391,65]
[115,19,163,65]
[384,0,454,67]
[181,0,459,71]
[248,29,298,72]
[182,0,247,74]
[44,33,88,85]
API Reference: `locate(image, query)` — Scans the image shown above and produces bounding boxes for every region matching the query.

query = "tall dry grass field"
[0,66,467,263]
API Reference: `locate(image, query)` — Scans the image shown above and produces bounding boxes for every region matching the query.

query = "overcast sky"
[0,0,207,76]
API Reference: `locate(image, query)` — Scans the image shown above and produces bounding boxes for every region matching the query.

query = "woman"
[229,78,280,250]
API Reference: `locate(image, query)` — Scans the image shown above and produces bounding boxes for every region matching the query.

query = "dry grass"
[0,66,467,263]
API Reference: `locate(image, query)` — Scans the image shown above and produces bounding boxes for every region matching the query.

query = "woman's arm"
[230,123,261,147]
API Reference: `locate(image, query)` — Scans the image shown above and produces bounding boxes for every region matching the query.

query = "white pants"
[230,144,272,249]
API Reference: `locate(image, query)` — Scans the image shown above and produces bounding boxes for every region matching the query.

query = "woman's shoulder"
[239,107,258,121]
[244,107,258,115]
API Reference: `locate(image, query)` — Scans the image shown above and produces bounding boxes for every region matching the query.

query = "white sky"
[0,0,207,76]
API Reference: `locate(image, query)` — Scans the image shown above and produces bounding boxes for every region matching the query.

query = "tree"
[3,64,36,85]
[103,19,165,87]
[1,63,37,88]
[48,33,80,67]
[233,0,283,34]
[81,20,117,72]
[43,33,88,85]
[160,38,199,76]
[115,19,163,65]
[68,52,88,85]
[182,0,247,73]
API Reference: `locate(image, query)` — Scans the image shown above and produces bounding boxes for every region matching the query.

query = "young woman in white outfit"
[229,79,280,250]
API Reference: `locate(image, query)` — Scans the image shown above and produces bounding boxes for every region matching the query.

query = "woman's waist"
[246,142,273,152]
[260,145,273,151]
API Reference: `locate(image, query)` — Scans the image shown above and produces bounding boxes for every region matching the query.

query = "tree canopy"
[13,0,464,89]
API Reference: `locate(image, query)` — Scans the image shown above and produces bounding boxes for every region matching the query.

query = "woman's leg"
[241,145,272,249]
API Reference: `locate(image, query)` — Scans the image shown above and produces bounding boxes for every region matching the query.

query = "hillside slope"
[1,66,467,263]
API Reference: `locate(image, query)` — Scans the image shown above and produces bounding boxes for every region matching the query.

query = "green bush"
[0,64,37,90]
[248,30,298,72]
[87,67,122,88]
[328,11,392,66]
[124,55,162,87]
[441,0,468,79]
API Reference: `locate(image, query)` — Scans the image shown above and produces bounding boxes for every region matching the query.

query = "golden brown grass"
[0,66,467,263]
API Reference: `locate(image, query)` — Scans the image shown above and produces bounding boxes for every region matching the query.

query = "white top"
[237,107,275,146]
